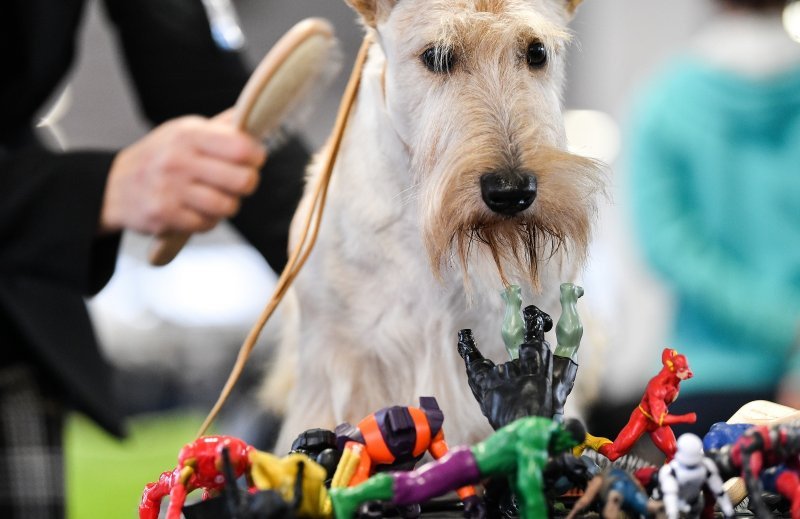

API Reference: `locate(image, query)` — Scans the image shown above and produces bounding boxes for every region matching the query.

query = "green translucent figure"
[554,282,584,363]
[501,284,524,359]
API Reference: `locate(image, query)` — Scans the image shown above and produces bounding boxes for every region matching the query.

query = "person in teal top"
[627,0,800,431]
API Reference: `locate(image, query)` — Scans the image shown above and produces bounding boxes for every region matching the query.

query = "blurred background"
[49,0,798,516]
[63,0,716,414]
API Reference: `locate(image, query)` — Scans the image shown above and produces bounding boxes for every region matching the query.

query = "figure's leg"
[329,448,481,519]
[515,447,547,519]
[599,410,648,461]
[330,473,394,519]
[165,482,189,519]
[649,426,678,461]
[392,448,481,505]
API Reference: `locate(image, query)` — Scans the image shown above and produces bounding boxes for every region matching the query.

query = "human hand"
[100,115,266,235]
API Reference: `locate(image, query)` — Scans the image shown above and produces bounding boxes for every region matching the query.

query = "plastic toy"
[656,433,733,519]
[182,447,298,519]
[329,396,482,517]
[183,488,293,519]
[328,416,586,519]
[140,435,332,519]
[565,466,662,519]
[702,422,752,452]
[710,423,800,518]
[480,448,597,518]
[706,400,800,507]
[290,428,342,487]
[584,348,696,461]
[501,284,525,359]
[552,282,583,422]
[542,452,599,502]
[458,303,579,429]
[140,436,257,519]
[554,283,584,363]
[761,465,800,519]
[248,451,332,518]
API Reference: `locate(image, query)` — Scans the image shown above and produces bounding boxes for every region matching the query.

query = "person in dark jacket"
[0,1,307,516]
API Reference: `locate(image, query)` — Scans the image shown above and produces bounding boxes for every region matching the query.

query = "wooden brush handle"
[149,231,191,266]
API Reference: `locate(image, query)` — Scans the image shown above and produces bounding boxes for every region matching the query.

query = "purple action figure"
[328,416,585,519]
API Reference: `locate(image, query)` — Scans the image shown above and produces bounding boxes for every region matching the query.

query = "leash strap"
[197,34,375,438]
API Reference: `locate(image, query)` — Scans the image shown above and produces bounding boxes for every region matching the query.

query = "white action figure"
[658,433,734,519]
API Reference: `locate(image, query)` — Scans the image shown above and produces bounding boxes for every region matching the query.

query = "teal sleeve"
[627,97,800,355]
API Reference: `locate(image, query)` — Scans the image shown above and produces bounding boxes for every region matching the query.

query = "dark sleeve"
[0,146,122,295]
[101,0,250,123]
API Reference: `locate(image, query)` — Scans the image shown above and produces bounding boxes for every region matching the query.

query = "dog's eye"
[421,46,455,74]
[526,41,547,69]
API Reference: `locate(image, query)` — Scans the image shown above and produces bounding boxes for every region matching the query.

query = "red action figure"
[711,423,800,519]
[332,396,482,517]
[588,348,696,461]
[140,435,255,519]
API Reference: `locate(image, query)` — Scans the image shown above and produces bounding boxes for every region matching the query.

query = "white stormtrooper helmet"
[675,433,704,467]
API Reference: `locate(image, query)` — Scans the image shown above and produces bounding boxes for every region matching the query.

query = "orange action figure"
[331,396,483,517]
[586,348,697,461]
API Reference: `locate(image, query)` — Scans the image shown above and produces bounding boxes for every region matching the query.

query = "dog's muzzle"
[480,171,537,215]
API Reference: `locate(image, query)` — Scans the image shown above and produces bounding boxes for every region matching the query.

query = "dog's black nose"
[480,171,537,215]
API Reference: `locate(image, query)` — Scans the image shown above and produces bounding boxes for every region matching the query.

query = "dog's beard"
[454,216,563,289]
[421,146,605,290]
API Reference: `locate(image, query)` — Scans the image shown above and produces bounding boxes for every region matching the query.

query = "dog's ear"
[566,0,583,15]
[344,0,397,27]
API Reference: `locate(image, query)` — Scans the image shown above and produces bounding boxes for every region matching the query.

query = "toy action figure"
[553,282,583,422]
[182,447,295,519]
[656,433,733,519]
[501,284,525,359]
[328,416,586,519]
[140,435,332,519]
[329,396,483,517]
[711,423,800,519]
[140,436,257,519]
[290,428,342,488]
[584,348,696,461]
[702,422,752,452]
[458,302,580,429]
[565,465,663,519]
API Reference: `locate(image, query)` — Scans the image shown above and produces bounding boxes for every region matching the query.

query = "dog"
[263,0,604,451]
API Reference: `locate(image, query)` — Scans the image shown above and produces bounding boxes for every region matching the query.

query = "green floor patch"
[65,411,212,519]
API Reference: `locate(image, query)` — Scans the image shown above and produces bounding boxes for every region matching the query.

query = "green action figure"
[328,416,585,519]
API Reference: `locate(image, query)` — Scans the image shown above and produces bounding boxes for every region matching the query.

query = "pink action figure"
[587,348,697,461]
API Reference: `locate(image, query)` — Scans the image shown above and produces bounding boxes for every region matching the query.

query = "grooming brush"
[149,17,338,266]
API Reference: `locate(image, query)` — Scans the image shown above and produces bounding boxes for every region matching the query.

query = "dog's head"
[346,0,584,27]
[346,0,603,289]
